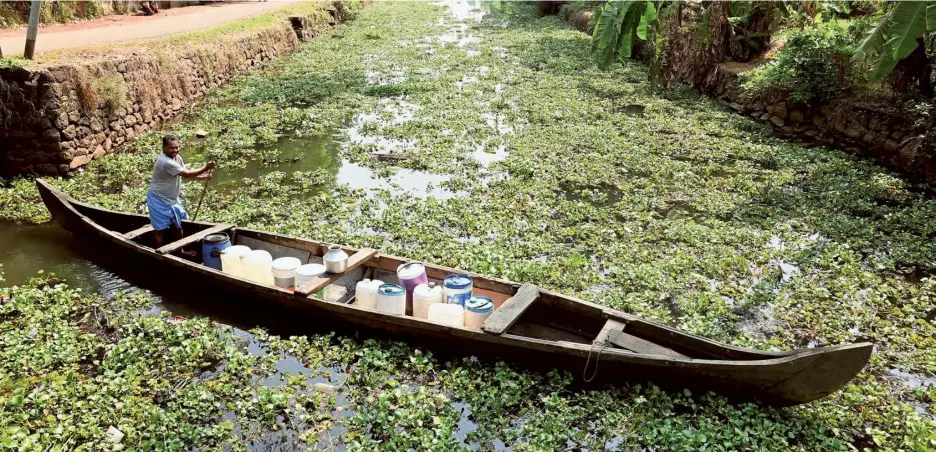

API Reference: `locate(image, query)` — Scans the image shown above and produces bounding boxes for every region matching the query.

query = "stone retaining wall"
[709,69,934,182]
[0,2,346,176]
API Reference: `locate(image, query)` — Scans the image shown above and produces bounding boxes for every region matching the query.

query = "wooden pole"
[24,0,41,59]
[191,170,213,222]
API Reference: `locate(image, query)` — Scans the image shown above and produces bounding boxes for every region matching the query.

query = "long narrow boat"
[36,179,872,406]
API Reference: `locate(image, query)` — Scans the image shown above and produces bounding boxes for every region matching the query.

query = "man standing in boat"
[147,134,216,249]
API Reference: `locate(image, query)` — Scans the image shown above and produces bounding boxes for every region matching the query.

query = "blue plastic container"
[202,233,231,270]
[443,274,473,306]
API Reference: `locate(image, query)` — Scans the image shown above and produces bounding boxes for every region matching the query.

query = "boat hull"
[35,179,873,406]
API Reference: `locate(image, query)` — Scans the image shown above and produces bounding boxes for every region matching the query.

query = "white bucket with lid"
[271,257,302,289]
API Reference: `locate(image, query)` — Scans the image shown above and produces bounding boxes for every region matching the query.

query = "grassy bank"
[1,1,935,449]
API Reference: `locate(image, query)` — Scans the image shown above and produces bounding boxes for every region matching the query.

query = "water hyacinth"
[1,1,935,450]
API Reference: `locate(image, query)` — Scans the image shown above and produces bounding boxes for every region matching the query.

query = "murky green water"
[193,130,456,200]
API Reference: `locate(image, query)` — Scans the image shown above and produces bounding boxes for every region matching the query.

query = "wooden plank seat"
[156,224,234,255]
[482,283,539,335]
[594,319,685,358]
[124,224,155,240]
[296,248,377,296]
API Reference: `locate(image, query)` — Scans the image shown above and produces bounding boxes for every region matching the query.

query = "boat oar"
[191,169,213,222]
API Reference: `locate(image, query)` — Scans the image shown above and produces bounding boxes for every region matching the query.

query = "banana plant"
[852,1,936,81]
[591,0,666,69]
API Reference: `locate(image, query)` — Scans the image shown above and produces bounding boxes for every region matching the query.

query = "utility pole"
[24,0,41,59]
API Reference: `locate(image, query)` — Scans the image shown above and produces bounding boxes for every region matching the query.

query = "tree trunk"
[536,1,560,17]
[891,37,933,98]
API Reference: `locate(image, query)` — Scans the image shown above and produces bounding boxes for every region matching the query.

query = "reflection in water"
[0,222,135,295]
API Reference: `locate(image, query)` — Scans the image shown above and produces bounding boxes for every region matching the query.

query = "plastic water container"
[202,233,231,270]
[464,295,494,329]
[354,279,384,310]
[397,262,428,316]
[221,245,251,279]
[271,257,302,289]
[296,263,327,289]
[376,284,406,316]
[413,282,443,319]
[428,303,465,327]
[443,274,473,305]
[243,249,274,286]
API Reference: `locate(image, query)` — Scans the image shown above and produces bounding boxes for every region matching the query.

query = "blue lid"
[465,296,494,313]
[443,274,473,289]
[378,284,406,296]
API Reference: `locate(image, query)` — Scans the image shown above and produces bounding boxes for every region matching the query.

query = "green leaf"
[853,13,888,62]
[928,3,936,30]
[884,1,928,60]
[618,6,639,59]
[868,1,927,80]
[637,2,656,40]
[591,4,620,51]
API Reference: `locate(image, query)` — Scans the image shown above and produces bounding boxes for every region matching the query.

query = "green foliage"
[2,2,936,450]
[742,20,863,103]
[591,0,666,68]
[852,1,936,81]
[0,57,27,69]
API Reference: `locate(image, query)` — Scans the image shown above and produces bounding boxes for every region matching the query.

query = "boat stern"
[764,342,873,406]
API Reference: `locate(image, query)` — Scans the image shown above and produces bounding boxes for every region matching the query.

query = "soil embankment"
[0,1,358,176]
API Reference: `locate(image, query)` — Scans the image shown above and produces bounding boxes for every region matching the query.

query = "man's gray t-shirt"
[150,153,185,204]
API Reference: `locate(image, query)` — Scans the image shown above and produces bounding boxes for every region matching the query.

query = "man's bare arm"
[179,161,216,179]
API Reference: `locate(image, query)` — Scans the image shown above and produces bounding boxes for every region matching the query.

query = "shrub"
[742,20,867,103]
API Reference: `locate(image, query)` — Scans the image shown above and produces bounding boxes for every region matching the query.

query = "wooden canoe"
[36,178,872,406]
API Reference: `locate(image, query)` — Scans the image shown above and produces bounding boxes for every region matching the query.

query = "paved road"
[0,1,300,57]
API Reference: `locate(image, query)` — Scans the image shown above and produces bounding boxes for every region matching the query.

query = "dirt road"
[0,1,301,57]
